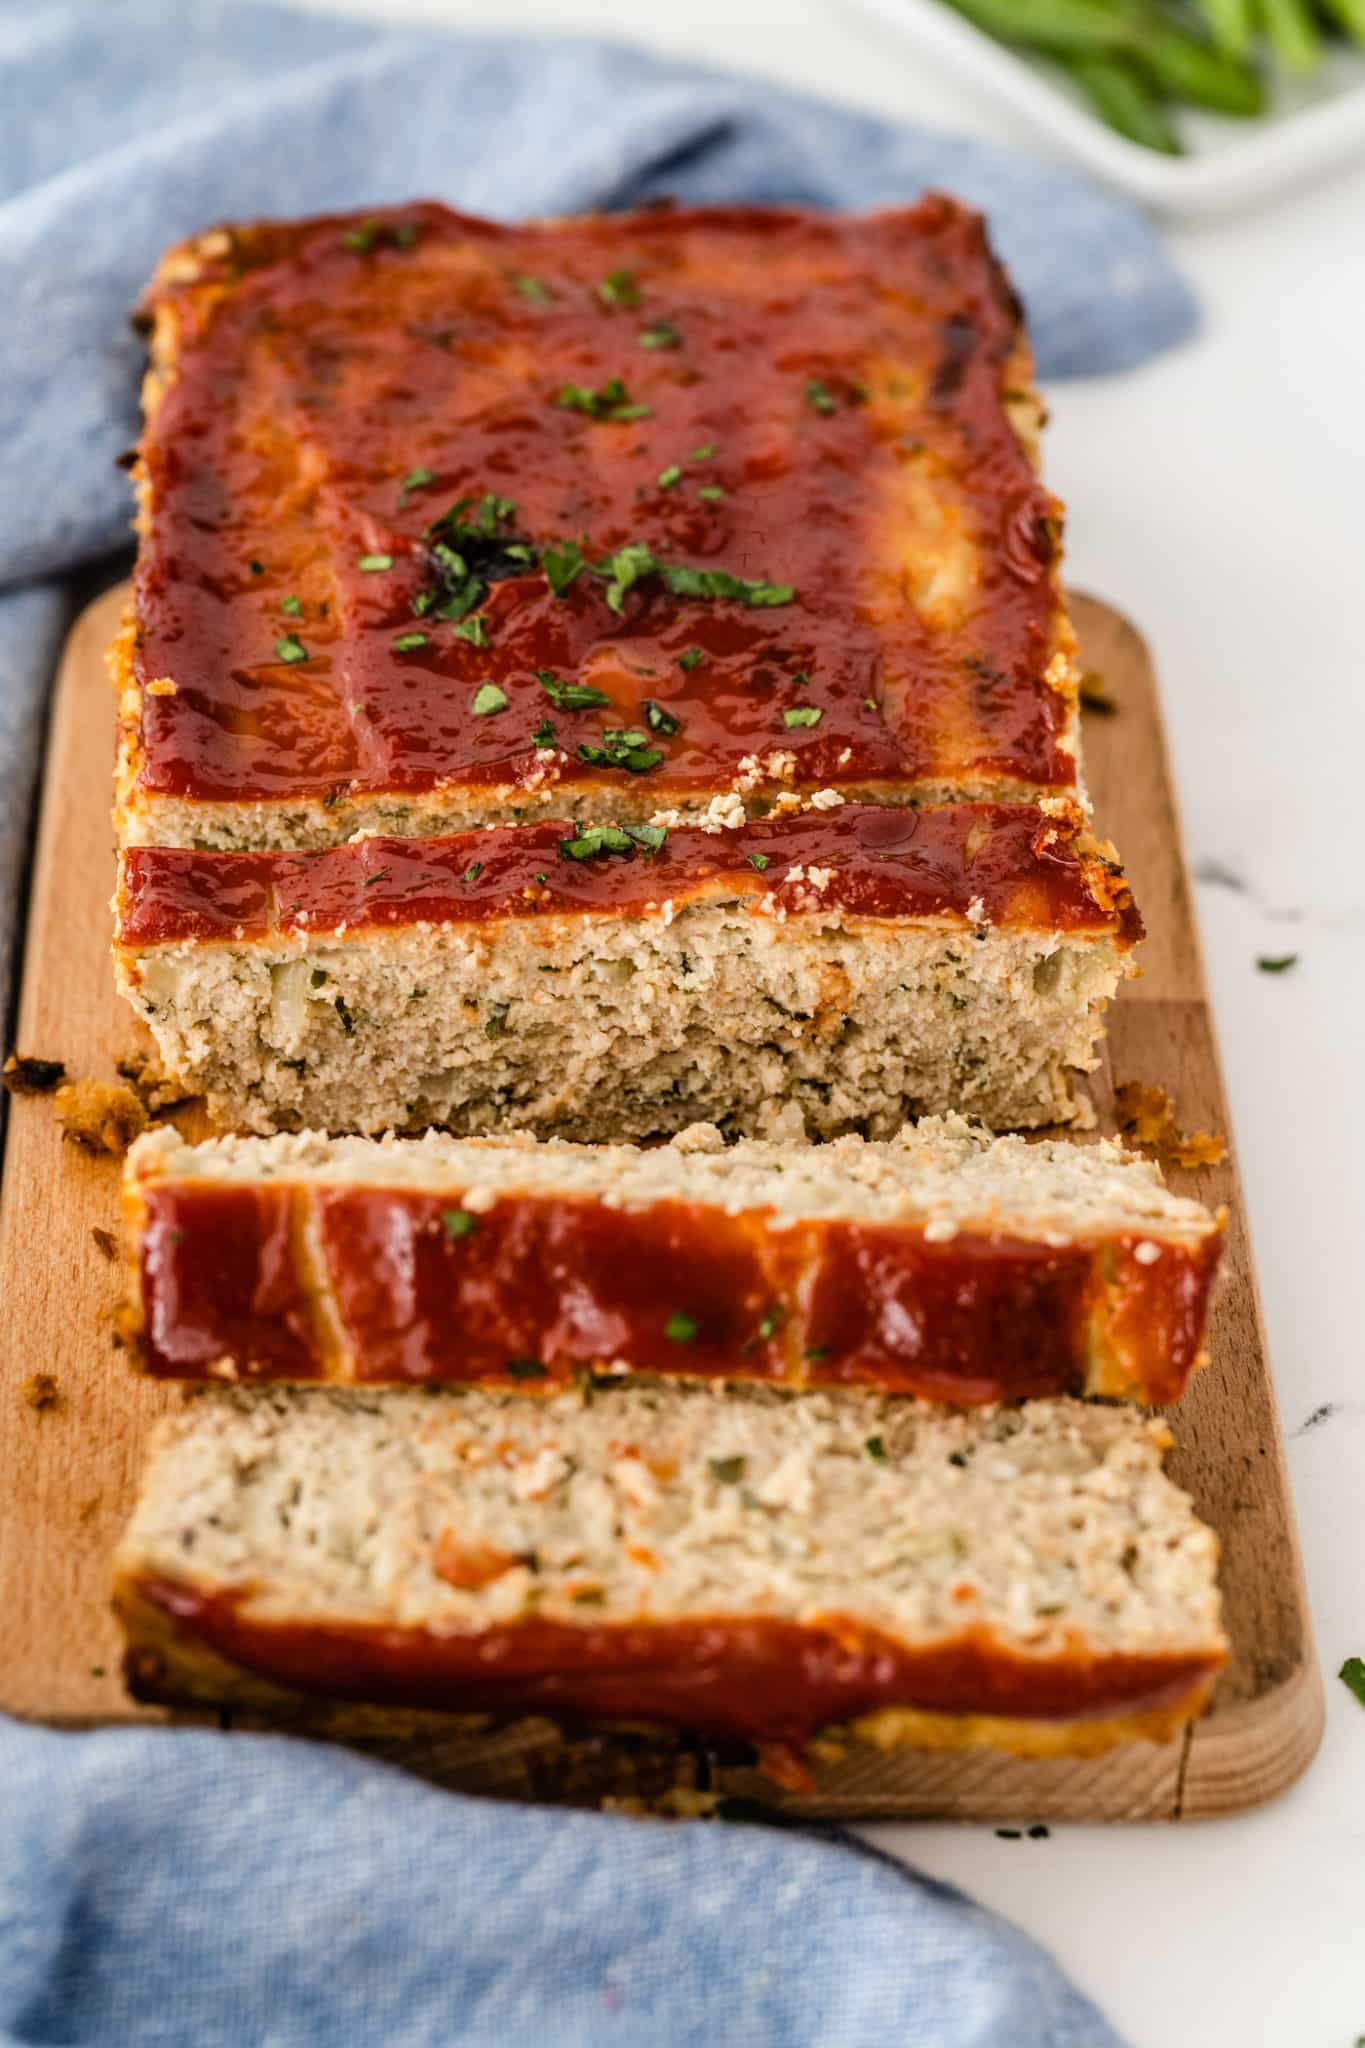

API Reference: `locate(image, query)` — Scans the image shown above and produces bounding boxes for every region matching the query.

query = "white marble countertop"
[296,3,1365,2036]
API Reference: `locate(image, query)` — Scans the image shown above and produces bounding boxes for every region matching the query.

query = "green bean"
[1142,21,1267,109]
[1257,0,1323,67]
[1195,0,1255,54]
[1315,0,1365,42]
[1063,54,1185,147]
[940,0,1132,54]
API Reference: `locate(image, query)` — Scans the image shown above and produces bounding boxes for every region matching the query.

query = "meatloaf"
[113,800,1139,1137]
[121,1117,1223,1403]
[113,196,1079,851]
[114,1383,1227,1761]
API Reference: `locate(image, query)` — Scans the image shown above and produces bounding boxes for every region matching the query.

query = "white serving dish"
[850,0,1365,213]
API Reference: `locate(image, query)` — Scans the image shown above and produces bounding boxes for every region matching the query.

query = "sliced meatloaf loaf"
[113,801,1139,1137]
[121,1117,1222,1403]
[114,195,1079,851]
[115,1383,1227,1761]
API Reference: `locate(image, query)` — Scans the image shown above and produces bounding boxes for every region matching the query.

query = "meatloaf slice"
[113,800,1139,1138]
[121,1116,1222,1404]
[114,1383,1226,1763]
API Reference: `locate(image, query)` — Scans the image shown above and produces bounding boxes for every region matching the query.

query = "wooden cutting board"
[0,583,1323,1821]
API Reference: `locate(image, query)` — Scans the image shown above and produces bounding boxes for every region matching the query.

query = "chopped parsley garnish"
[642,700,680,736]
[454,615,489,646]
[756,1308,782,1341]
[805,379,838,415]
[485,1002,509,1039]
[805,1346,831,1361]
[531,718,558,749]
[577,728,663,775]
[864,1435,887,1462]
[362,868,391,887]
[504,1357,548,1380]
[513,273,551,302]
[280,594,302,616]
[472,682,508,717]
[1257,954,1299,973]
[393,632,428,652]
[442,1209,479,1238]
[640,322,681,350]
[783,705,822,728]
[464,862,483,882]
[665,1311,698,1343]
[357,553,393,572]
[343,217,420,255]
[274,635,308,664]
[542,539,585,597]
[597,269,641,309]
[709,1456,746,1485]
[399,466,436,498]
[560,822,666,861]
[689,441,718,462]
[592,545,794,614]
[538,670,610,711]
[678,647,705,672]
[1340,1656,1365,1706]
[657,464,682,490]
[696,485,726,502]
[747,853,770,872]
[411,591,435,617]
[556,379,653,422]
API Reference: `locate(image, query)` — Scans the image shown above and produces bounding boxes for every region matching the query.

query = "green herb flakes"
[399,466,436,498]
[657,464,682,490]
[362,868,391,888]
[805,379,837,415]
[357,553,394,572]
[559,824,636,862]
[747,853,769,872]
[864,1435,887,1461]
[598,269,641,310]
[1257,954,1299,973]
[454,616,489,646]
[513,273,550,303]
[471,682,508,717]
[689,441,717,462]
[577,728,663,775]
[464,862,483,882]
[280,594,302,616]
[393,632,428,653]
[642,700,680,736]
[696,484,726,502]
[709,1456,746,1485]
[665,1311,698,1343]
[678,647,704,672]
[532,718,558,749]
[556,378,653,422]
[538,670,610,711]
[640,322,681,350]
[443,1209,479,1239]
[783,705,822,728]
[626,821,667,854]
[542,540,585,597]
[1340,1657,1365,1706]
[274,635,308,664]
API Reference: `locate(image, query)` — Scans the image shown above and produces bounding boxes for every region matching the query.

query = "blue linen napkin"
[0,5,1184,2039]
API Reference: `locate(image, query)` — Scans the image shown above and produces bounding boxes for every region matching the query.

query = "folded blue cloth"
[0,4,1184,2038]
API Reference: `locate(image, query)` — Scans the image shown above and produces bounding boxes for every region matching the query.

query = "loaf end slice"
[114,1384,1227,1771]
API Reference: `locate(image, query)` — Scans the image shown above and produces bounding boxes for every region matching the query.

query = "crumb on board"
[1115,1081,1226,1170]
[77,1496,100,1524]
[1078,671,1117,716]
[91,1226,118,1261]
[116,1050,194,1114]
[55,1079,149,1154]
[3,1052,67,1096]
[599,1787,721,1820]
[21,1373,60,1413]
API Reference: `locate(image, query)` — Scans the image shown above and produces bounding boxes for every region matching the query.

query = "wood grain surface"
[0,584,1324,1821]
